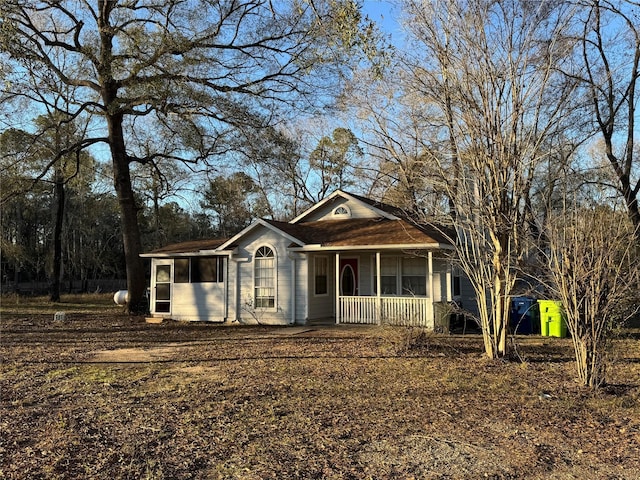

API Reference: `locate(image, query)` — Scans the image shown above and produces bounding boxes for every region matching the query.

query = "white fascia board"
[290,190,400,224]
[140,252,196,258]
[214,249,238,256]
[217,218,306,251]
[289,190,346,224]
[140,248,236,258]
[198,249,237,256]
[288,243,453,252]
[216,221,263,251]
[339,192,399,220]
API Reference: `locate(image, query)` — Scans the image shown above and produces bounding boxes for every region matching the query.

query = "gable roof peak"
[289,189,401,224]
[340,190,411,220]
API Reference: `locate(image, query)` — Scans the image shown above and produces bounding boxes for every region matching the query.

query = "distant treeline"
[2,279,127,296]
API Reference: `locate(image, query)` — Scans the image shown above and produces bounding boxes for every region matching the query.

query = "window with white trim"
[254,246,275,308]
[374,257,399,295]
[174,257,224,283]
[374,256,428,296]
[401,257,427,295]
[333,205,351,217]
[314,256,328,295]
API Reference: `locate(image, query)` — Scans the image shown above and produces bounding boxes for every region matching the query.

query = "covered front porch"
[338,295,433,327]
[331,250,453,328]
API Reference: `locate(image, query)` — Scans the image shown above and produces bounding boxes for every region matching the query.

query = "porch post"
[446,262,452,302]
[290,254,296,325]
[428,251,434,328]
[224,256,229,321]
[376,251,382,325]
[335,252,341,324]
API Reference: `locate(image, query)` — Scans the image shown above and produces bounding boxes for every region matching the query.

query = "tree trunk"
[490,235,511,358]
[574,336,607,389]
[50,168,65,302]
[622,187,640,243]
[605,147,640,243]
[108,113,147,314]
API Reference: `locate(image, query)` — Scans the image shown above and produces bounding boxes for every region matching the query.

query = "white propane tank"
[113,290,129,306]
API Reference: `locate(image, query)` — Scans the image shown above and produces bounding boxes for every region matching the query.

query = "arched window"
[254,246,275,308]
[333,205,351,217]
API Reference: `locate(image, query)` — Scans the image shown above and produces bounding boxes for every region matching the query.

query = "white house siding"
[358,254,373,296]
[170,282,225,322]
[148,258,226,322]
[290,252,309,324]
[302,197,380,222]
[432,258,448,302]
[299,255,309,323]
[233,227,295,325]
[227,255,240,322]
[306,253,335,320]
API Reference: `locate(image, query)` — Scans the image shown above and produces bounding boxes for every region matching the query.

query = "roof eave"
[288,243,454,252]
[290,190,400,224]
[140,247,238,258]
[217,218,307,251]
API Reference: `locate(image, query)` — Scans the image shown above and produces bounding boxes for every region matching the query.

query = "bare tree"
[543,197,640,388]
[570,0,640,240]
[1,0,373,311]
[385,0,581,358]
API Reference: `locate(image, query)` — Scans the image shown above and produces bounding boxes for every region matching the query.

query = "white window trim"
[372,255,399,296]
[175,256,225,284]
[333,205,351,218]
[372,255,429,297]
[253,244,277,311]
[314,255,329,297]
[152,259,173,315]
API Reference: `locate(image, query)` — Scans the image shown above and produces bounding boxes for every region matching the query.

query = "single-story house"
[141,190,474,327]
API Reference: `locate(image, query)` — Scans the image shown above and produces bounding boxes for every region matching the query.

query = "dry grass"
[0,292,117,315]
[1,297,639,479]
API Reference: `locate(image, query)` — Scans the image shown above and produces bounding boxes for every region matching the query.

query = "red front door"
[339,258,358,296]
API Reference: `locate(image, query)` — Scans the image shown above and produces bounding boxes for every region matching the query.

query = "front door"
[340,258,359,296]
[154,262,172,313]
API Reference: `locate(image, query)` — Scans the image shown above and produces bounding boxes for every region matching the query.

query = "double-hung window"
[374,256,427,296]
[315,256,328,295]
[374,257,399,295]
[401,257,427,295]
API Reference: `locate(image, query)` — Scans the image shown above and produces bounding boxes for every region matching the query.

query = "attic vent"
[333,206,351,217]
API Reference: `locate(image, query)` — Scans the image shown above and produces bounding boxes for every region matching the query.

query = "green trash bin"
[537,300,566,338]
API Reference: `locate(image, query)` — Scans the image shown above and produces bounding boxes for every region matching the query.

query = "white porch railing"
[339,296,434,328]
[340,296,378,324]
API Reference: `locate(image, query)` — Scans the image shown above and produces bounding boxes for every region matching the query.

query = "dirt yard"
[1,297,639,479]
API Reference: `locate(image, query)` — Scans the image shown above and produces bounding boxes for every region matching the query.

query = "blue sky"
[361,0,403,42]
